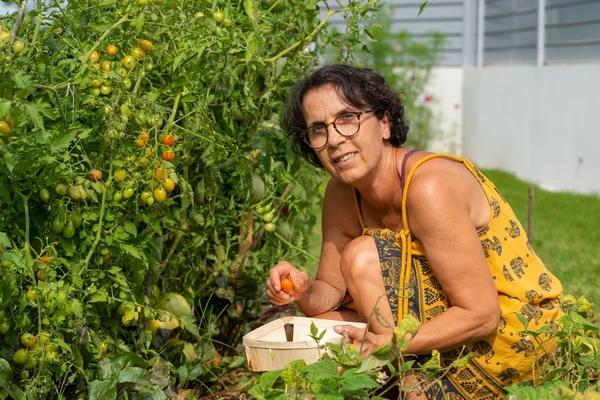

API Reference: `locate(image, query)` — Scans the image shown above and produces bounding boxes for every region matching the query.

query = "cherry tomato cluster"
[256,203,277,232]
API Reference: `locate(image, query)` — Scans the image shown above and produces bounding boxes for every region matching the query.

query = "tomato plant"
[0,0,378,397]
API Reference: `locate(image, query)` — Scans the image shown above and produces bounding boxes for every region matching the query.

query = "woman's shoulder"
[323,178,363,237]
[402,151,474,191]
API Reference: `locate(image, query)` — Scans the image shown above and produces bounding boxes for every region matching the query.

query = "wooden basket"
[243,316,366,371]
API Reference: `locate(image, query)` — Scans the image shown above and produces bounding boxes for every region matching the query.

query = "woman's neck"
[354,147,406,212]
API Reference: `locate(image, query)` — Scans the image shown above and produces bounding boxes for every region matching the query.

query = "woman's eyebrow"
[307,107,354,126]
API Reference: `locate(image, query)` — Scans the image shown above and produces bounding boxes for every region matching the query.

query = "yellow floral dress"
[352,153,564,399]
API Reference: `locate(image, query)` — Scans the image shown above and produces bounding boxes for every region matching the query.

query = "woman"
[265,65,564,399]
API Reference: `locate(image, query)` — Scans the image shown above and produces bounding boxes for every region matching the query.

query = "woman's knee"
[340,236,380,283]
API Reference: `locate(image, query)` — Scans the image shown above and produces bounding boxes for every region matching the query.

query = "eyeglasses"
[305,109,374,149]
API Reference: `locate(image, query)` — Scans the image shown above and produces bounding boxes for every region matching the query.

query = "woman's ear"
[381,111,391,140]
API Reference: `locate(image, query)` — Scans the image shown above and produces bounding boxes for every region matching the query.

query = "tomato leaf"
[24,103,46,131]
[88,379,117,400]
[11,71,33,89]
[50,130,76,153]
[98,353,147,381]
[119,243,147,264]
[0,100,10,117]
[0,232,11,248]
[418,1,429,16]
[117,366,151,385]
[2,151,16,173]
[0,358,25,400]
[124,222,137,237]
[179,316,201,338]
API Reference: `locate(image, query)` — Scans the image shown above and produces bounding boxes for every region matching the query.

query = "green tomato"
[52,215,66,234]
[100,85,111,95]
[114,168,127,182]
[264,222,276,232]
[39,188,50,202]
[12,40,24,54]
[0,321,9,334]
[62,221,76,239]
[13,349,28,365]
[262,210,275,223]
[223,18,232,28]
[251,175,265,203]
[113,192,123,201]
[71,213,83,228]
[213,11,224,23]
[68,186,81,200]
[55,183,68,196]
[123,188,135,198]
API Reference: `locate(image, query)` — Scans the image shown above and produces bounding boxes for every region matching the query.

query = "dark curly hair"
[283,64,410,168]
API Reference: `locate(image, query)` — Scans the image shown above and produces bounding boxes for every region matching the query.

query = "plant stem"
[80,14,129,62]
[273,231,318,262]
[265,9,347,63]
[33,84,68,129]
[27,0,44,58]
[80,162,112,276]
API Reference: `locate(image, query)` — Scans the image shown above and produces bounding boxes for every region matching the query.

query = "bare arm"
[266,179,359,315]
[335,160,501,355]
[400,162,501,354]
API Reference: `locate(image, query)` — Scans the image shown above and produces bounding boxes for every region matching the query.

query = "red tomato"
[107,44,117,55]
[162,149,175,162]
[280,278,294,293]
[161,135,175,146]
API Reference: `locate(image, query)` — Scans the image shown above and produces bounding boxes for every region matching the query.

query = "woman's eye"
[311,125,326,134]
[339,113,355,121]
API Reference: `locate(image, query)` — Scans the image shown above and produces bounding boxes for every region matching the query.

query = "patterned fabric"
[354,154,564,400]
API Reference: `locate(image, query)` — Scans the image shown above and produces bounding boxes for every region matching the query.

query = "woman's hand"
[333,324,392,357]
[266,261,311,305]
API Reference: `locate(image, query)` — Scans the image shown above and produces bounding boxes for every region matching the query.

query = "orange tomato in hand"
[280,278,294,294]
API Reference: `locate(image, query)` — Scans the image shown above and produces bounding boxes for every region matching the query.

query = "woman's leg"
[312,308,364,322]
[340,236,429,400]
[339,235,396,335]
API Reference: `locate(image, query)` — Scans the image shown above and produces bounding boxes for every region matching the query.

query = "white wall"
[424,67,464,156]
[462,65,600,195]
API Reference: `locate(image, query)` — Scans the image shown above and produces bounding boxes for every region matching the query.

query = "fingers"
[334,325,382,357]
[266,261,295,305]
[265,278,293,305]
[333,324,364,342]
[266,261,312,305]
[291,270,310,294]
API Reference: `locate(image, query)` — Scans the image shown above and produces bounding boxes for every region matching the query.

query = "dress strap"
[352,188,366,231]
[397,153,464,306]
[400,149,419,193]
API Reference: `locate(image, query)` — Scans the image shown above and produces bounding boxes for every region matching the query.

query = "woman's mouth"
[334,152,357,164]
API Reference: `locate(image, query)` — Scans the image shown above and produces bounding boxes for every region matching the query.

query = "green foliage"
[252,301,600,399]
[0,0,379,397]
[346,5,447,150]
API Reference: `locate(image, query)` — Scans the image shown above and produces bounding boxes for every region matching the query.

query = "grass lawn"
[481,169,600,307]
[304,170,600,308]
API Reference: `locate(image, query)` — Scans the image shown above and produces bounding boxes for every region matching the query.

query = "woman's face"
[302,84,390,184]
